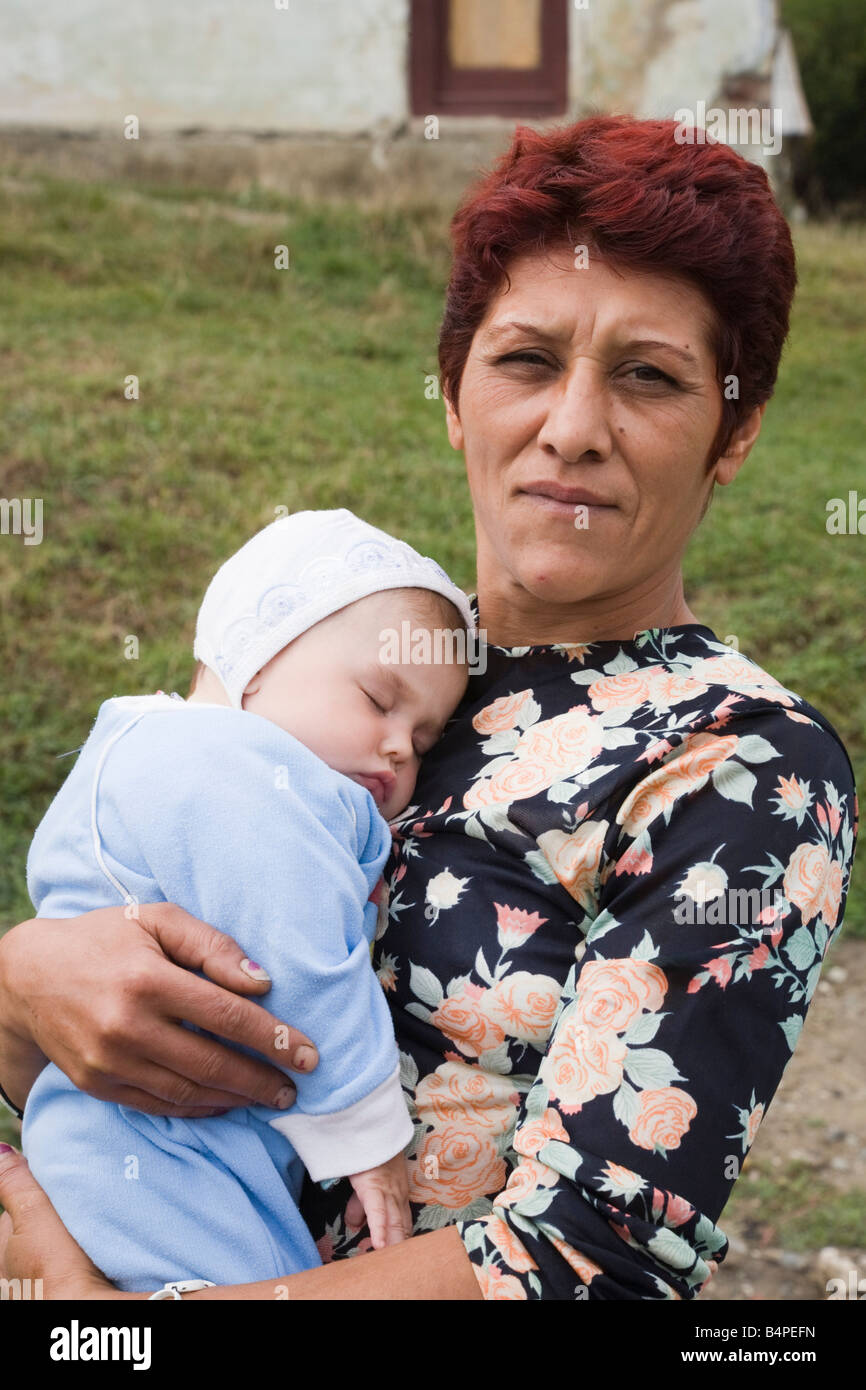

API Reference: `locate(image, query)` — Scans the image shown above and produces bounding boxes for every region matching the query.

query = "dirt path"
[701,937,865,1301]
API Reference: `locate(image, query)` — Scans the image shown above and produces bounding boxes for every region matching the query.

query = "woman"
[0,115,857,1300]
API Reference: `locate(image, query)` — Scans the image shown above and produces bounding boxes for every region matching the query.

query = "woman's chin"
[514,561,610,609]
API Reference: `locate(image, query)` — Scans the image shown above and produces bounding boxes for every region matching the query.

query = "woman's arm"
[0,905,317,1116]
[0,922,48,1109]
[185,1227,484,1300]
[0,1147,482,1300]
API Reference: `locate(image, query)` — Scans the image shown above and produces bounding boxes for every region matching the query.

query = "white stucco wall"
[568,0,778,118]
[0,0,410,132]
[0,0,784,137]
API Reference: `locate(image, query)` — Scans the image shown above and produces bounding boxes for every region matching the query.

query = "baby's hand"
[346,1152,413,1249]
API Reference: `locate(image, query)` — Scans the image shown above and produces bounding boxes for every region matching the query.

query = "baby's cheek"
[391,768,418,818]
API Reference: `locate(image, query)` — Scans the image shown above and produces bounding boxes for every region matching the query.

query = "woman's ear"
[444,392,464,452]
[713,403,766,486]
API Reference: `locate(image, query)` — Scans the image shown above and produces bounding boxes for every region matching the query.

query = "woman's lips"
[519,486,617,519]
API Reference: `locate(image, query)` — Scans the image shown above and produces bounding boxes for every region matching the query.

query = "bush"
[783,0,866,212]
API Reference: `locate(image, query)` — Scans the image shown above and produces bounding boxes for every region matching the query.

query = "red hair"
[438,116,797,461]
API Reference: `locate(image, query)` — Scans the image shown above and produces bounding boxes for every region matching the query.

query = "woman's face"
[445,246,763,636]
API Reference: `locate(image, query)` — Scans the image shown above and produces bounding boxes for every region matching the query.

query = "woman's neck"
[474,573,699,647]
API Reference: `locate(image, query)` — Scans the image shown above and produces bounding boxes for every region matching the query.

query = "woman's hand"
[0,905,319,1115]
[0,1145,118,1300]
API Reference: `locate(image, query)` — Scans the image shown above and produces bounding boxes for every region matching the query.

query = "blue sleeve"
[90,704,413,1178]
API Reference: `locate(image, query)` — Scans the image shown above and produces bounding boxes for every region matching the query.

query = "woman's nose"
[536,358,614,463]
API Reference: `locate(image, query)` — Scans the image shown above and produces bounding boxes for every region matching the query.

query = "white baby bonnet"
[193,508,476,708]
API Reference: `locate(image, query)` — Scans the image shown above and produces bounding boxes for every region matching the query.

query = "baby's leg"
[24,1070,321,1292]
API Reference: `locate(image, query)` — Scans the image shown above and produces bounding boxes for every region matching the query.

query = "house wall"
[0,0,779,134]
[0,0,410,132]
[0,0,792,202]
[570,0,777,120]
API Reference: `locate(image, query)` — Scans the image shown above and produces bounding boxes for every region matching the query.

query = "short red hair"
[438,115,797,461]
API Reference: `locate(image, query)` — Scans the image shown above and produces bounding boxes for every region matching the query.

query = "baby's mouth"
[356,772,396,806]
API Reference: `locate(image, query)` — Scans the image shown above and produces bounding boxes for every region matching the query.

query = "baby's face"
[241,593,470,820]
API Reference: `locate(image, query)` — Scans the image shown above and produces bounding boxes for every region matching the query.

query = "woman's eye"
[498,351,554,368]
[624,364,676,385]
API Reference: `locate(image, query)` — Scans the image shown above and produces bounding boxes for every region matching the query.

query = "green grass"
[0,176,863,944]
[725,1160,866,1252]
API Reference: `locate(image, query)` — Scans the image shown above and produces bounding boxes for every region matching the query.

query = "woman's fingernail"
[0,1143,16,1154]
[275,1085,296,1110]
[240,958,271,983]
[293,1046,317,1073]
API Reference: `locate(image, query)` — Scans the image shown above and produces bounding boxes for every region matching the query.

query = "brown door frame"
[409,0,568,117]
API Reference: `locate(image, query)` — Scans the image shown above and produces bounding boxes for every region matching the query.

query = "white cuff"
[267,1062,414,1182]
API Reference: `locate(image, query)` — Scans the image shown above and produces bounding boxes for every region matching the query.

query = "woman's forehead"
[476,251,718,357]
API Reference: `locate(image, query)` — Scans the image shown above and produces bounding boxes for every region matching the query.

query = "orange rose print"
[545,707,605,767]
[483,1213,539,1272]
[572,958,668,1032]
[486,970,562,1048]
[429,983,506,1059]
[514,1106,571,1158]
[464,756,555,809]
[615,778,678,838]
[408,1125,506,1209]
[616,733,739,836]
[472,689,536,735]
[474,1263,528,1300]
[415,1060,518,1137]
[539,1017,627,1113]
[783,842,833,925]
[588,670,656,711]
[464,708,604,810]
[493,1156,559,1209]
[629,1087,697,1152]
[646,672,708,709]
[536,820,608,911]
[662,733,740,800]
[548,1234,604,1285]
[822,858,844,929]
[689,654,786,688]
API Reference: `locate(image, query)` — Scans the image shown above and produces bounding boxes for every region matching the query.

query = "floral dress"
[298,598,857,1300]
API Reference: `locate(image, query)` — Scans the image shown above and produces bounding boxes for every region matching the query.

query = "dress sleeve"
[456,705,858,1299]
[91,705,413,1181]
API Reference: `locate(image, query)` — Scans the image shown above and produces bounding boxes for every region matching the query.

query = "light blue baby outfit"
[23,693,413,1292]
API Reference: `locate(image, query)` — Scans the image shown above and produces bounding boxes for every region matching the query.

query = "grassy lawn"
[725,1159,866,1253]
[1,177,862,942]
[0,172,863,1247]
